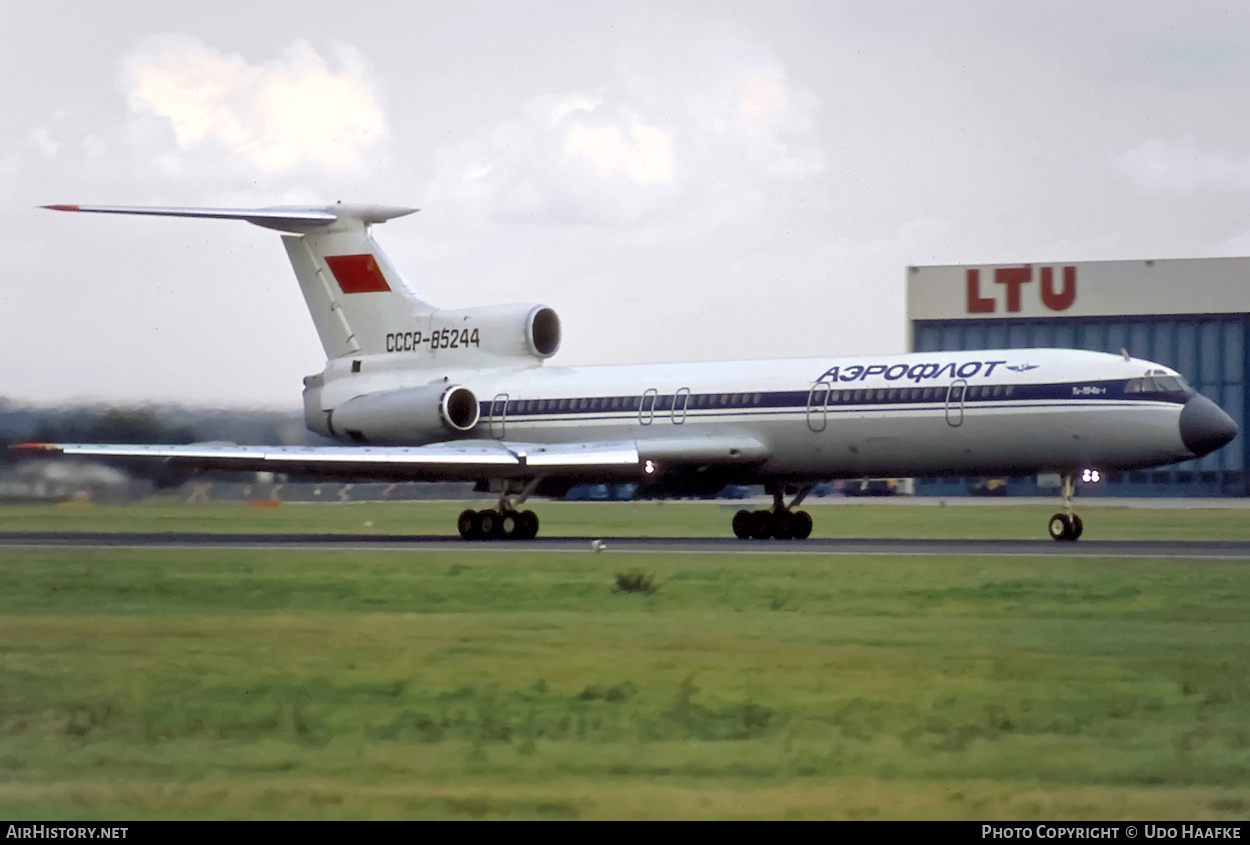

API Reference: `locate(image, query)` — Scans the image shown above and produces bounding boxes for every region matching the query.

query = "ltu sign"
[966,267,1077,314]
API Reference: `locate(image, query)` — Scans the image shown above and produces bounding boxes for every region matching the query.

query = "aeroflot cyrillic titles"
[816,360,1006,383]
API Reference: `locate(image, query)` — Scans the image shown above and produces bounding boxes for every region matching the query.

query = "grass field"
[1,501,1248,819]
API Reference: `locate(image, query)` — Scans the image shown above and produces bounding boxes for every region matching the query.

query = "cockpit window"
[1125,373,1193,397]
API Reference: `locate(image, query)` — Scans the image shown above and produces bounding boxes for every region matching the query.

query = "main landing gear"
[732,485,814,541]
[1048,472,1084,542]
[458,507,538,540]
[458,480,540,541]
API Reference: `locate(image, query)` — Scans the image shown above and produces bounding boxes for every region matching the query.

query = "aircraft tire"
[1070,514,1084,540]
[1048,513,1073,541]
[517,510,539,540]
[769,510,793,540]
[732,509,752,540]
[498,510,520,539]
[749,510,773,540]
[458,509,482,541]
[479,509,503,540]
[791,510,813,540]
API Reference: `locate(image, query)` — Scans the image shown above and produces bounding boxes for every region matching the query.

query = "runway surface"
[3,531,1250,559]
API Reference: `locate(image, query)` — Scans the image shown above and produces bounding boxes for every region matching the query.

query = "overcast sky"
[5,1,1250,407]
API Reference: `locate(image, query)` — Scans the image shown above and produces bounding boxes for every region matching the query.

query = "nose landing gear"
[732,485,815,540]
[1048,472,1084,541]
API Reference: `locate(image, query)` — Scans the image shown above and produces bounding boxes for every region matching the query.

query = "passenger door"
[944,380,967,427]
[806,379,831,432]
[639,388,658,425]
[672,387,690,424]
[490,393,509,438]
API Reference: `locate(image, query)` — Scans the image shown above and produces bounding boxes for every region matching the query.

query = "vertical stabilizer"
[281,222,433,358]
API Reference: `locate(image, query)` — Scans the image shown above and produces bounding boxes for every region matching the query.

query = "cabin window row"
[497,384,1019,415]
[503,393,767,414]
[819,384,1016,403]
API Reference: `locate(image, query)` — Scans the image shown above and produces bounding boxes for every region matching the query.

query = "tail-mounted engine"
[374,302,561,365]
[445,303,560,361]
[307,380,480,443]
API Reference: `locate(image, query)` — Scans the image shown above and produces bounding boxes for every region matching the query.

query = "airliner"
[15,203,1238,542]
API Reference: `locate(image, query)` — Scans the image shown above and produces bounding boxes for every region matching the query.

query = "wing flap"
[513,442,642,467]
[637,436,768,464]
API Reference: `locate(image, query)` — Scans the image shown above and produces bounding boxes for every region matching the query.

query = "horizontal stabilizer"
[40,203,417,233]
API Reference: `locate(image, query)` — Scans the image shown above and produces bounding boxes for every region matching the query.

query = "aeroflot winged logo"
[325,254,391,294]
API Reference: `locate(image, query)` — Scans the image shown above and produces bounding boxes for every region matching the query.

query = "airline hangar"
[907,258,1249,497]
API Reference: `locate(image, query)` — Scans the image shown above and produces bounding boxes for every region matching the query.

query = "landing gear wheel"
[769,510,793,540]
[732,509,752,540]
[458,509,482,541]
[516,510,539,540]
[1048,472,1082,542]
[479,509,503,539]
[791,510,813,540]
[749,510,773,540]
[1048,513,1074,542]
[497,510,520,540]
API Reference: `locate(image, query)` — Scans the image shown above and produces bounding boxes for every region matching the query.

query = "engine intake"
[441,385,480,431]
[526,306,561,358]
[327,382,480,443]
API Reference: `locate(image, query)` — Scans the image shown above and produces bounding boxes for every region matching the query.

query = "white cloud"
[565,116,674,185]
[1112,136,1250,193]
[119,35,387,173]
[683,59,824,180]
[424,28,824,235]
[425,95,682,228]
[28,128,58,157]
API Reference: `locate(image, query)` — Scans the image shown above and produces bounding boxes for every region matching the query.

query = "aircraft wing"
[10,436,766,482]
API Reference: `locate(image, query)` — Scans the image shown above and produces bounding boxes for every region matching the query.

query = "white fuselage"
[313,347,1201,481]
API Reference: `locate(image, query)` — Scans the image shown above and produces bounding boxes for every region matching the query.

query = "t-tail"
[40,203,562,365]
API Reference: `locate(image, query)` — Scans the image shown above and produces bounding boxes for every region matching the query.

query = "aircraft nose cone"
[1179,394,1238,457]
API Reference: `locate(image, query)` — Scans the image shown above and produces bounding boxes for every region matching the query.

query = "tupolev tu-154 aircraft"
[15,202,1239,542]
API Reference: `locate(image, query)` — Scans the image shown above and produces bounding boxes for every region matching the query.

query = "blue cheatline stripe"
[479,379,1189,418]
[479,402,1162,429]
